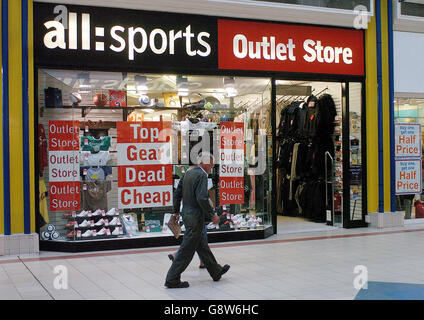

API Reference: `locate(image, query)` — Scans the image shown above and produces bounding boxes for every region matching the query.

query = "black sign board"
[34,3,218,72]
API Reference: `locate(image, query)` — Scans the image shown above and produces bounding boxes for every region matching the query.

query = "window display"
[37,70,272,242]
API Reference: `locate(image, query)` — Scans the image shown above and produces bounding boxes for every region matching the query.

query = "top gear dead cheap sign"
[117,121,173,209]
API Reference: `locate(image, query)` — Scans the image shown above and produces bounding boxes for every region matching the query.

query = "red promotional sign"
[48,120,80,211]
[220,122,244,205]
[218,19,364,76]
[49,181,80,212]
[117,121,173,209]
[48,120,79,151]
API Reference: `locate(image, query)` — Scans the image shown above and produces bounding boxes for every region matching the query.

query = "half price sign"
[395,123,422,195]
[117,121,173,209]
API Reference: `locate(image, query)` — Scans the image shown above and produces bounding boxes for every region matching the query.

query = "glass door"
[343,82,367,228]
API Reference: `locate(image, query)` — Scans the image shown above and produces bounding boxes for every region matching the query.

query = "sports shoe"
[97,227,110,236]
[64,211,77,218]
[109,217,121,226]
[94,218,105,226]
[106,208,119,216]
[66,230,77,238]
[65,221,78,228]
[76,210,92,218]
[92,209,104,217]
[112,226,123,235]
[81,230,93,237]
[79,220,92,228]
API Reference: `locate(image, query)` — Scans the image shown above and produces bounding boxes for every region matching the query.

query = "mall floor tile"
[2,221,424,300]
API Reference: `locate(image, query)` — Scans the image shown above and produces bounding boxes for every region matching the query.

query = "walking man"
[164,153,230,288]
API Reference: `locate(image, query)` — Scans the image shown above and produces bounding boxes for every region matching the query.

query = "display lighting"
[177,75,189,97]
[77,73,91,93]
[224,77,238,97]
[135,75,148,94]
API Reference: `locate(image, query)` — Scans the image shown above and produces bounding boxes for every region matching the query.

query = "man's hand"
[211,214,220,225]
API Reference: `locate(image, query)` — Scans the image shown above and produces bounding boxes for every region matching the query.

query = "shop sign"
[48,120,80,211]
[395,123,421,158]
[395,159,422,195]
[117,121,173,209]
[218,19,364,75]
[219,122,244,205]
[34,3,217,71]
[34,3,365,76]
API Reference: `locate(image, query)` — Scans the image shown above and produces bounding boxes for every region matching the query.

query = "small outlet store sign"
[395,123,422,195]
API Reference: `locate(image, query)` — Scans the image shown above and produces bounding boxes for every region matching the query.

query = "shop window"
[37,69,272,241]
[395,97,424,220]
[400,1,424,19]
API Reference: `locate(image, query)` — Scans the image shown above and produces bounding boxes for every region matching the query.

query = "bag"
[167,214,182,239]
[414,200,424,218]
[44,87,63,108]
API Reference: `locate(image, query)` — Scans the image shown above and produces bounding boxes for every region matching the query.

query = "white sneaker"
[109,217,121,226]
[77,210,92,218]
[92,209,104,216]
[97,227,109,236]
[79,220,92,228]
[94,218,105,226]
[112,227,123,235]
[81,230,93,237]
[106,208,119,216]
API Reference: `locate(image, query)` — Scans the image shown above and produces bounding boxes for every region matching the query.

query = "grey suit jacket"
[174,166,214,227]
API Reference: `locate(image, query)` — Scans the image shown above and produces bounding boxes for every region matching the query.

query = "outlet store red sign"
[218,19,364,76]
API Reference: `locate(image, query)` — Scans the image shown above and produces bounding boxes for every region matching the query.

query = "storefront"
[33,2,367,252]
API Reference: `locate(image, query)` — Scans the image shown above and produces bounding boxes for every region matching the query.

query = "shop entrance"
[273,80,366,233]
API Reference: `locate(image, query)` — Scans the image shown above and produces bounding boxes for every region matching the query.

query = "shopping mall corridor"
[1,222,424,300]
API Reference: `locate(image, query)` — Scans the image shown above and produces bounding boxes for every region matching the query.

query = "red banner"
[218,19,364,76]
[219,122,244,205]
[117,121,173,209]
[48,120,81,211]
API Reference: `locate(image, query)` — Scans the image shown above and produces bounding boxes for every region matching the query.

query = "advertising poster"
[395,123,421,158]
[48,120,80,211]
[219,122,244,205]
[395,123,422,195]
[117,121,173,209]
[395,159,422,195]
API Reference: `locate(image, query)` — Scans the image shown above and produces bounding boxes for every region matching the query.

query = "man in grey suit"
[165,153,230,288]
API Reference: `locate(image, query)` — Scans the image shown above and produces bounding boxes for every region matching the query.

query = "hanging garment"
[289,143,300,201]
[38,124,48,176]
[278,101,301,139]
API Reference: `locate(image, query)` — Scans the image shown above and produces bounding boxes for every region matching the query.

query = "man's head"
[197,152,215,173]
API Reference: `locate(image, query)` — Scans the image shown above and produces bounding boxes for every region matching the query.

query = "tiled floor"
[1,217,424,300]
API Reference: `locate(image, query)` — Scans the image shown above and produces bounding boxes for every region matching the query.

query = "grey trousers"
[165,223,223,284]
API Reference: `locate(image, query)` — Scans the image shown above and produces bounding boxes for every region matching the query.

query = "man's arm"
[195,174,214,222]
[173,175,184,214]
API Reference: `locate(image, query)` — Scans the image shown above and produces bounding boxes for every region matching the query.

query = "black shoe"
[168,254,175,261]
[213,264,230,281]
[165,281,189,288]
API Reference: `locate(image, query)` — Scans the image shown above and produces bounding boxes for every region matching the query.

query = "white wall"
[394,31,424,95]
